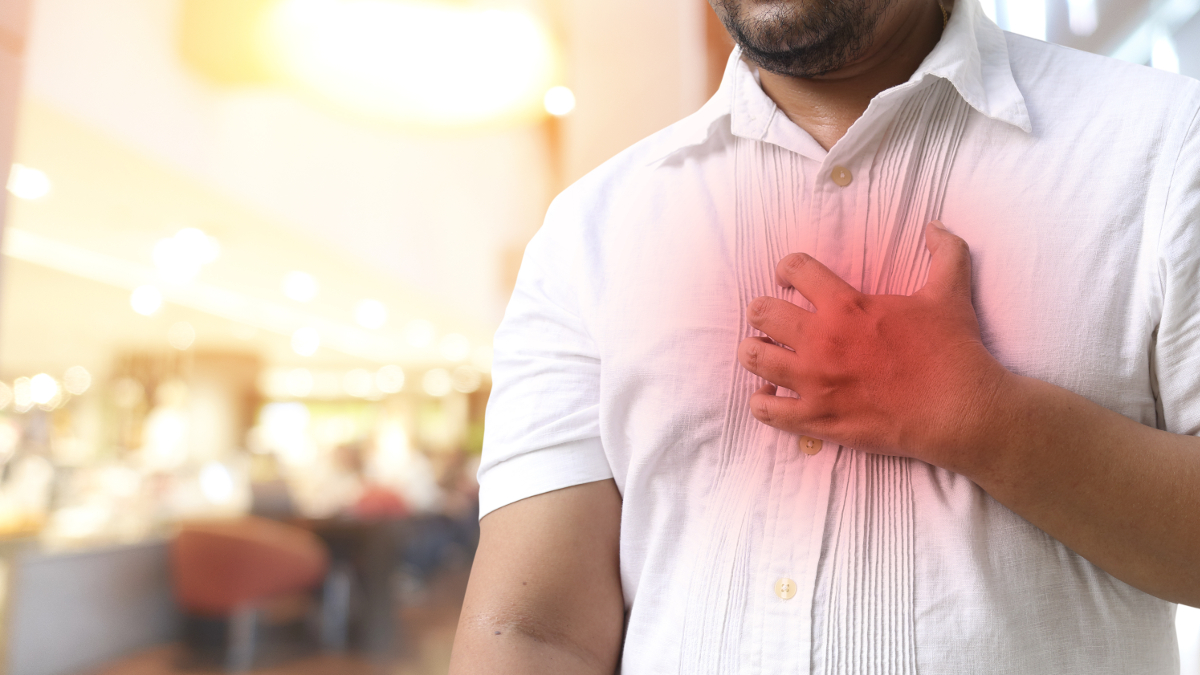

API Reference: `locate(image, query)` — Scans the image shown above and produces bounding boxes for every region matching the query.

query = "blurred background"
[0,0,1194,674]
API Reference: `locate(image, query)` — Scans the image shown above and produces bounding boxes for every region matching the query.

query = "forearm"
[451,612,619,675]
[964,372,1200,605]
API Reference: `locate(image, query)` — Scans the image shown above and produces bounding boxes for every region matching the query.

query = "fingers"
[738,336,808,391]
[748,383,822,436]
[774,253,860,311]
[746,296,812,347]
[922,221,973,301]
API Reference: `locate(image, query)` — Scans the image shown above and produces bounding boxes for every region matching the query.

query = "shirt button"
[830,165,852,187]
[775,577,797,600]
[798,436,823,455]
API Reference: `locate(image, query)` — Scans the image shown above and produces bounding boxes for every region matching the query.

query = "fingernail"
[931,220,946,230]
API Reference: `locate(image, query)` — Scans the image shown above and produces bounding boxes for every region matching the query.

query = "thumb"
[922,221,973,301]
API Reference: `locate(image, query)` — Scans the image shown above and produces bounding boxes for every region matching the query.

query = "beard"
[710,0,897,78]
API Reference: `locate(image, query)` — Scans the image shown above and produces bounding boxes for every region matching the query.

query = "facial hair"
[710,0,898,78]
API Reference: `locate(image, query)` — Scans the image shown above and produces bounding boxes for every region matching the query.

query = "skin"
[740,225,1200,605]
[453,0,1200,671]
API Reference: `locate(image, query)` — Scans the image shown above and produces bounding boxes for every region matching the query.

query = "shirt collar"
[647,0,1031,166]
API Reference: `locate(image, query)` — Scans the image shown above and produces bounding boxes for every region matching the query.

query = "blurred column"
[0,0,31,333]
[0,4,32,673]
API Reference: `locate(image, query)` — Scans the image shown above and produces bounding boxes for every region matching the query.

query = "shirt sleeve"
[476,194,612,519]
[1154,103,1200,437]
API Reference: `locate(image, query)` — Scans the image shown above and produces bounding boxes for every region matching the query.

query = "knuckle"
[751,396,776,425]
[741,340,761,370]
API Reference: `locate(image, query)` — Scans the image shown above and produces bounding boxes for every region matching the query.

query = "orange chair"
[171,517,329,671]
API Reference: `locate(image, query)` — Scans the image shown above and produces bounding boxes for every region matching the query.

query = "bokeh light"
[199,462,235,504]
[0,382,12,410]
[29,374,60,406]
[282,270,318,302]
[153,227,220,283]
[422,368,452,397]
[266,0,559,126]
[63,366,91,396]
[543,86,576,116]
[291,326,320,356]
[375,364,405,394]
[404,319,435,348]
[354,299,387,329]
[167,321,196,350]
[130,285,163,316]
[6,164,51,200]
[12,378,31,413]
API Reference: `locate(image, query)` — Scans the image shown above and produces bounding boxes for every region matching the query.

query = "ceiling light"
[30,374,60,406]
[154,228,220,283]
[266,0,559,126]
[544,86,575,116]
[282,271,318,302]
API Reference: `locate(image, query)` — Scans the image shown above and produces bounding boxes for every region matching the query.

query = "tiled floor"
[86,569,469,675]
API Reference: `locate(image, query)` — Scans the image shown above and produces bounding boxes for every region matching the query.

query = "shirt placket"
[756,150,862,675]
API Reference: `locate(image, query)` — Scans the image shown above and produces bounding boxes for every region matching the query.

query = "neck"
[755,0,947,151]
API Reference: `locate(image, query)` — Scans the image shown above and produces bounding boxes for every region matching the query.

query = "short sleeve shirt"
[478,0,1200,672]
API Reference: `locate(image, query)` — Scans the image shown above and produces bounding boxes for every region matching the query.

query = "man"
[450,0,1200,671]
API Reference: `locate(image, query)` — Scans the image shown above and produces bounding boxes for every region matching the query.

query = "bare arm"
[449,479,625,675]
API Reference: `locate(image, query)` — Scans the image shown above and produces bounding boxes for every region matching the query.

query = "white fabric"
[479,0,1200,671]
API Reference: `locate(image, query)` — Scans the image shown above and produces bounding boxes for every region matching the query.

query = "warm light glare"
[153,227,220,283]
[979,0,998,22]
[440,333,471,362]
[375,365,405,393]
[282,271,318,302]
[422,368,452,397]
[168,321,197,350]
[29,374,60,406]
[0,382,11,410]
[7,164,51,200]
[1152,35,1181,73]
[544,86,576,116]
[130,285,163,316]
[1066,0,1098,36]
[63,366,91,396]
[199,462,235,504]
[286,368,314,397]
[354,299,387,329]
[1007,0,1046,40]
[12,378,32,412]
[267,0,558,125]
[405,319,436,348]
[343,368,373,398]
[292,326,321,356]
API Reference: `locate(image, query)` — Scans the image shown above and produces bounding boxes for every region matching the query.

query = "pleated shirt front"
[479,0,1200,672]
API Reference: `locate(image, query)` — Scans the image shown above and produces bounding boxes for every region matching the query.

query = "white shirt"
[479,0,1200,671]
